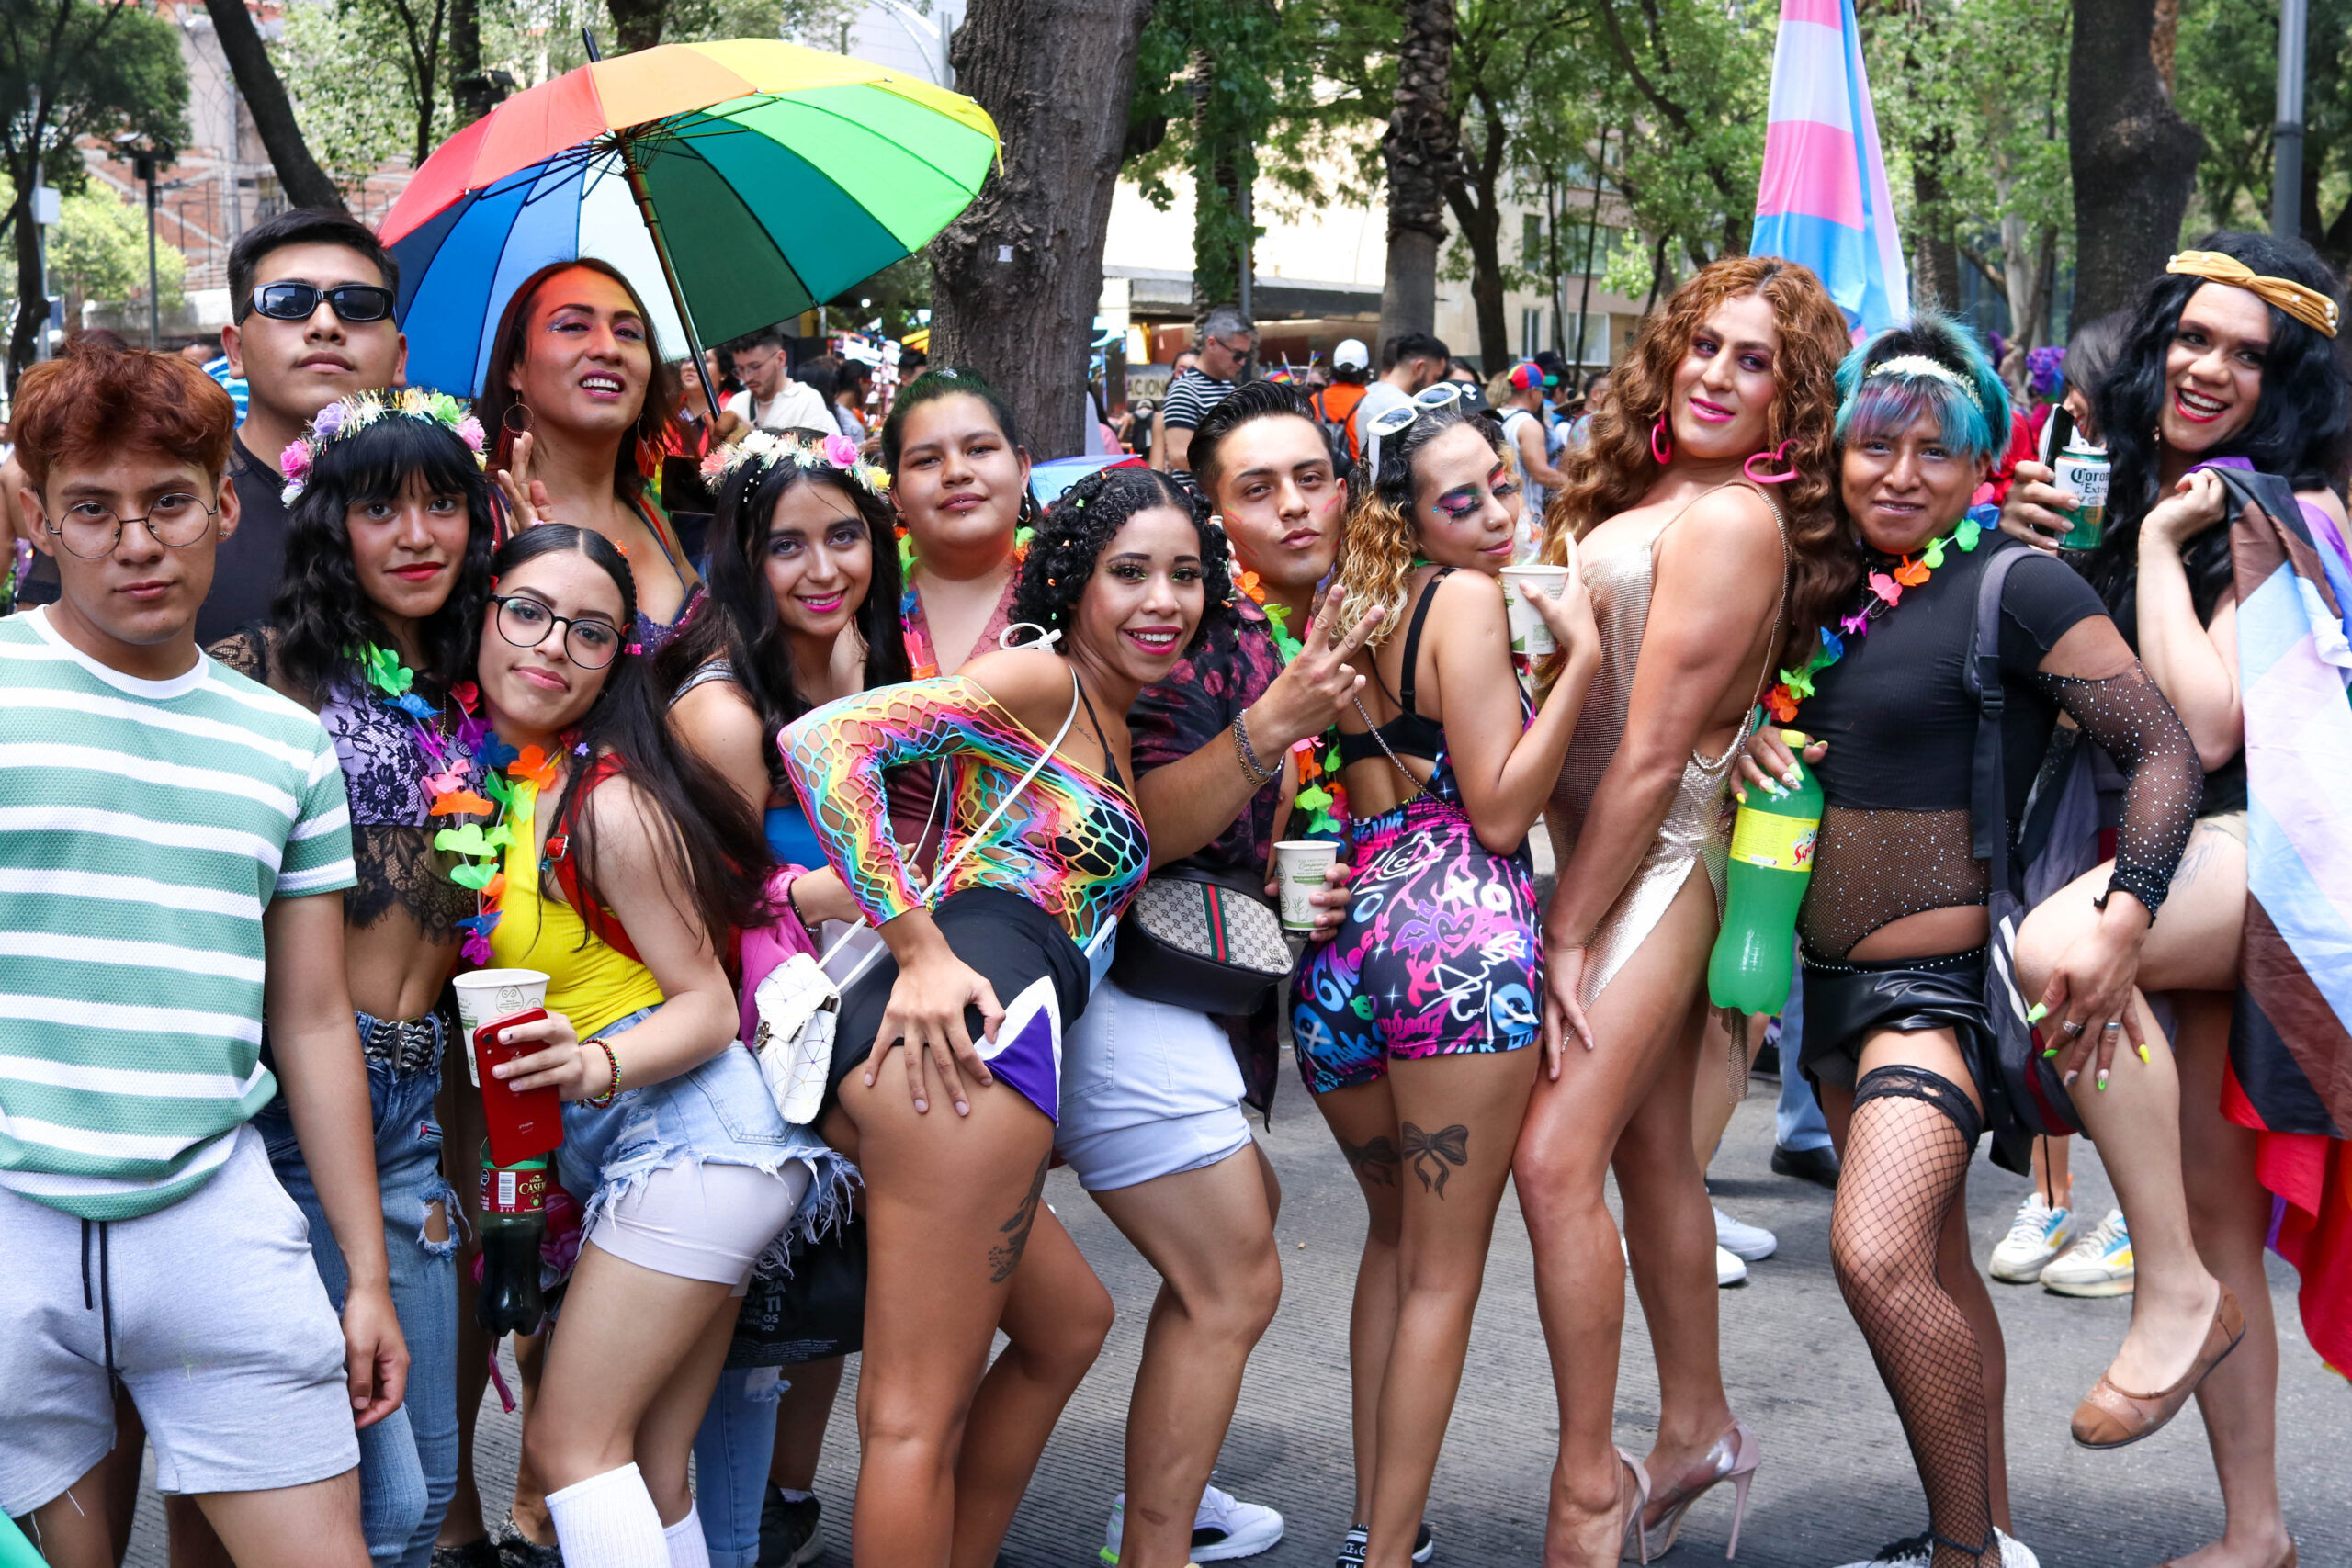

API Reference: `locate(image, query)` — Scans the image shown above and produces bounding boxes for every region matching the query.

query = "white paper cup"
[1273,840,1340,931]
[1499,565,1571,656]
[451,969,549,1087]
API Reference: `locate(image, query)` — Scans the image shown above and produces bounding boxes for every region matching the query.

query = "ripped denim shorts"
[556,1009,855,1281]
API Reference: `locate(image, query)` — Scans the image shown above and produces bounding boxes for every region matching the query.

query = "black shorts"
[831,887,1091,1123]
[1798,946,1996,1109]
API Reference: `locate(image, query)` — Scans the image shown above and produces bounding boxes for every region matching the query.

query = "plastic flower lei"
[281,388,486,507]
[1762,506,1990,724]
[1225,530,1348,835]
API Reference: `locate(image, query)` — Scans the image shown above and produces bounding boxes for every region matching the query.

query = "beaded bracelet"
[1231,710,1281,785]
[583,1038,621,1106]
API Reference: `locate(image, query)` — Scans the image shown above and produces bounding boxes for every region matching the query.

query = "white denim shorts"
[1053,978,1255,1192]
[0,1124,358,1516]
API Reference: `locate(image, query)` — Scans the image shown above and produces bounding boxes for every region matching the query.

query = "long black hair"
[2092,231,2350,611]
[272,413,496,702]
[480,525,769,947]
[880,366,1024,473]
[1011,465,1232,652]
[655,453,910,790]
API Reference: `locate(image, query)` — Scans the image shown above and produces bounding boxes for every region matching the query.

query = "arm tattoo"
[1339,1134,1400,1187]
[1402,1122,1470,1197]
[988,1154,1051,1283]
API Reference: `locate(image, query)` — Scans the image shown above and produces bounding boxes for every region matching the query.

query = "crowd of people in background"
[0,202,2345,1568]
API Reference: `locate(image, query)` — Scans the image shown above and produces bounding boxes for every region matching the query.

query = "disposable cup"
[1499,565,1572,656]
[452,969,549,1087]
[1273,840,1339,931]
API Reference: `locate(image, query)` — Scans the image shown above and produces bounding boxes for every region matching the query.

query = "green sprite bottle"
[1706,742,1823,1015]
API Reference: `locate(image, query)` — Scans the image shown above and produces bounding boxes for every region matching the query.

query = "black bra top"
[1335,569,1452,769]
[1073,671,1124,787]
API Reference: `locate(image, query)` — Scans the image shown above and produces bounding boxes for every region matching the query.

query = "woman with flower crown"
[176,389,500,1568]
[650,427,910,1568]
[1733,318,2203,1568]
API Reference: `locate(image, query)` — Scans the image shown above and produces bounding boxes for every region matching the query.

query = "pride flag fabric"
[1751,0,1908,333]
[2213,468,2352,1378]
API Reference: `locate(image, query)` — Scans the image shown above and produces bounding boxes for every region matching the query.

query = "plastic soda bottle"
[1706,739,1823,1015]
[477,1141,548,1337]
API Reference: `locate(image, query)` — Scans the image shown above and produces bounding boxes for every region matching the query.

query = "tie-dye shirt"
[782,675,1150,952]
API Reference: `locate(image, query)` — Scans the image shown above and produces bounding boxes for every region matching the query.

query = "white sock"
[664,1504,710,1568]
[545,1463,666,1568]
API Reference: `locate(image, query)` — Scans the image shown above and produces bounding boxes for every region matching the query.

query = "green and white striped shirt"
[0,609,356,1221]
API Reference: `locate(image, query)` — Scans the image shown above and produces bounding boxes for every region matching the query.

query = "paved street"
[121,1078,2352,1566]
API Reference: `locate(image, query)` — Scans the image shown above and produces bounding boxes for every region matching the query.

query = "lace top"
[782,674,1150,953]
[207,627,473,939]
[1796,539,2201,960]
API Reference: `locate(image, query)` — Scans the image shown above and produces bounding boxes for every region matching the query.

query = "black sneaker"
[489,1519,561,1568]
[428,1543,502,1568]
[1413,1521,1434,1562]
[1335,1522,1433,1564]
[759,1488,825,1567]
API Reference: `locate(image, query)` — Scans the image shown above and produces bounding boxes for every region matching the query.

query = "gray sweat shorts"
[0,1123,360,1516]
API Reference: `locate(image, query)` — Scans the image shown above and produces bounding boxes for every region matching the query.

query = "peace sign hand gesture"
[491,430,553,531]
[1245,597,1385,756]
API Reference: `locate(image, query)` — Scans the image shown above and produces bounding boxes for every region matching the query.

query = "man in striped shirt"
[0,341,393,1567]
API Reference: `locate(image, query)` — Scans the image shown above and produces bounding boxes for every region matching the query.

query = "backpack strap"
[1964,547,2028,891]
[548,757,644,964]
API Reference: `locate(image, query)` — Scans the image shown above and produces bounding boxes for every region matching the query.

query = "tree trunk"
[2070,0,2204,323]
[605,0,667,53]
[10,183,46,375]
[1188,46,1243,310]
[450,0,486,127]
[1441,87,1510,368]
[198,0,345,213]
[1910,135,1960,311]
[1379,0,1456,344]
[929,0,1156,458]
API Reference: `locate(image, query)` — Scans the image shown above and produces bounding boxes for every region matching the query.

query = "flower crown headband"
[699,428,891,499]
[1865,354,1986,414]
[281,389,487,505]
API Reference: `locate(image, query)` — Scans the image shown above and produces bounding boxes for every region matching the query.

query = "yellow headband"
[2167,250,2340,339]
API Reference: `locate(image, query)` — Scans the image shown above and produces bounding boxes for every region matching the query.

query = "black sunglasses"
[244,282,396,325]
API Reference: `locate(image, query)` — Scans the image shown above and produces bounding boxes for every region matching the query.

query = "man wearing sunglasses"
[1350,331,1451,476]
[200,210,407,644]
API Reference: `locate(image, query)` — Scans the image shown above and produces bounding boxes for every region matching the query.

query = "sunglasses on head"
[1366,381,1465,440]
[245,282,396,325]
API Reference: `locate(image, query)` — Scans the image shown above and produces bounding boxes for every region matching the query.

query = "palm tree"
[1380,0,1459,343]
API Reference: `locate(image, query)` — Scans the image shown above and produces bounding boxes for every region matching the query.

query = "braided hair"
[1011,465,1234,652]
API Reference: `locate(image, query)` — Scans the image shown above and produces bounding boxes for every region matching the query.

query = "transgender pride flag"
[1750,0,1908,334]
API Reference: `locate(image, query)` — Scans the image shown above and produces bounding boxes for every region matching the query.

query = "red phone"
[476,1009,565,1167]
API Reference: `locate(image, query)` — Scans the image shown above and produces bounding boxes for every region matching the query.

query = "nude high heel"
[1632,1419,1762,1561]
[1615,1449,1652,1565]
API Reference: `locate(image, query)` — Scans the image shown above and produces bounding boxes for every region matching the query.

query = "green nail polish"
[2027,1003,2049,1024]
[2096,1072,2109,1091]
[2041,1046,2058,1059]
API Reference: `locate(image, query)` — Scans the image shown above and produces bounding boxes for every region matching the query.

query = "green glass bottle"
[1706,748,1823,1015]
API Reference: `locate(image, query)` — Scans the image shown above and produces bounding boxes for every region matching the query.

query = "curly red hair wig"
[1544,255,1855,664]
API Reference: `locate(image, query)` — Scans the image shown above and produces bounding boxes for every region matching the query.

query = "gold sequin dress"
[1545,482,1786,1009]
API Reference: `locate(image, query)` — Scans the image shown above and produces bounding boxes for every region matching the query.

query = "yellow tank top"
[487,781,665,1039]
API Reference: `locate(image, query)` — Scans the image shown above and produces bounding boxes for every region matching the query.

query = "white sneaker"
[1103,1482,1284,1562]
[1714,1205,1778,1262]
[1989,1192,2075,1282]
[2042,1210,2134,1298]
[1830,1529,2036,1567]
[1715,1243,1748,1286]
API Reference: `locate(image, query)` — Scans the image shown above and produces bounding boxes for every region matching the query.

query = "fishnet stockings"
[1831,1089,1992,1567]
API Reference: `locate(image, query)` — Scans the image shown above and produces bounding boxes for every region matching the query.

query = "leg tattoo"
[989,1155,1050,1283]
[1402,1122,1470,1197]
[1340,1134,1401,1187]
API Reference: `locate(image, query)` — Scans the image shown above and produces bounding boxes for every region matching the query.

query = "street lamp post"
[134,152,162,349]
[2276,0,2308,241]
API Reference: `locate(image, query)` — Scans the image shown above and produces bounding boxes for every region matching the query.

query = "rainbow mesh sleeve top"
[782,675,1151,953]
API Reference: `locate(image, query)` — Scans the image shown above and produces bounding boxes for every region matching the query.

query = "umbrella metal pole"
[617,140,727,426]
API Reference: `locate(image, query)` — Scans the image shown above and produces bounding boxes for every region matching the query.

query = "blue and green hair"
[1832,314,2012,464]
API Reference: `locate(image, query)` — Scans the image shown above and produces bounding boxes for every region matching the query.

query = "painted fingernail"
[1781,767,1801,785]
[500,1029,514,1043]
[2137,1043,2152,1065]
[2027,1003,2049,1023]
[2041,1046,2058,1059]
[1734,787,1747,805]
[2096,1069,2109,1092]
[2064,1069,2080,1087]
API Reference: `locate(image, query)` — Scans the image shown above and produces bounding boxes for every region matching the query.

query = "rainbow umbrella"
[379,38,999,400]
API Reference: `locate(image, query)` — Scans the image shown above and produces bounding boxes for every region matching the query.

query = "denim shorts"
[557,1009,854,1280]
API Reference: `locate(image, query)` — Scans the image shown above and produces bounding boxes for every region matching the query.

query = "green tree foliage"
[0,0,186,369]
[0,175,187,314]
[2177,0,2352,261]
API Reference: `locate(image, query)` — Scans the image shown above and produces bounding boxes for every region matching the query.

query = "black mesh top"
[2091,518,2246,816]
[1796,536,2201,960]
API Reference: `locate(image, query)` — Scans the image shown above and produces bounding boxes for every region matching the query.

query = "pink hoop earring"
[1651,415,1673,466]
[1743,440,1799,485]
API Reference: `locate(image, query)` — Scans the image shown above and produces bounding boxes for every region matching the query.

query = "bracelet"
[1231,711,1282,786]
[784,878,817,938]
[582,1039,621,1106]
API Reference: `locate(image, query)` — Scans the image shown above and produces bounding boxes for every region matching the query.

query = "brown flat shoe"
[2073,1283,2245,1449]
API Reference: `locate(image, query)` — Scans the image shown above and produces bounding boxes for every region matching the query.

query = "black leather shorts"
[1797,946,1995,1100]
